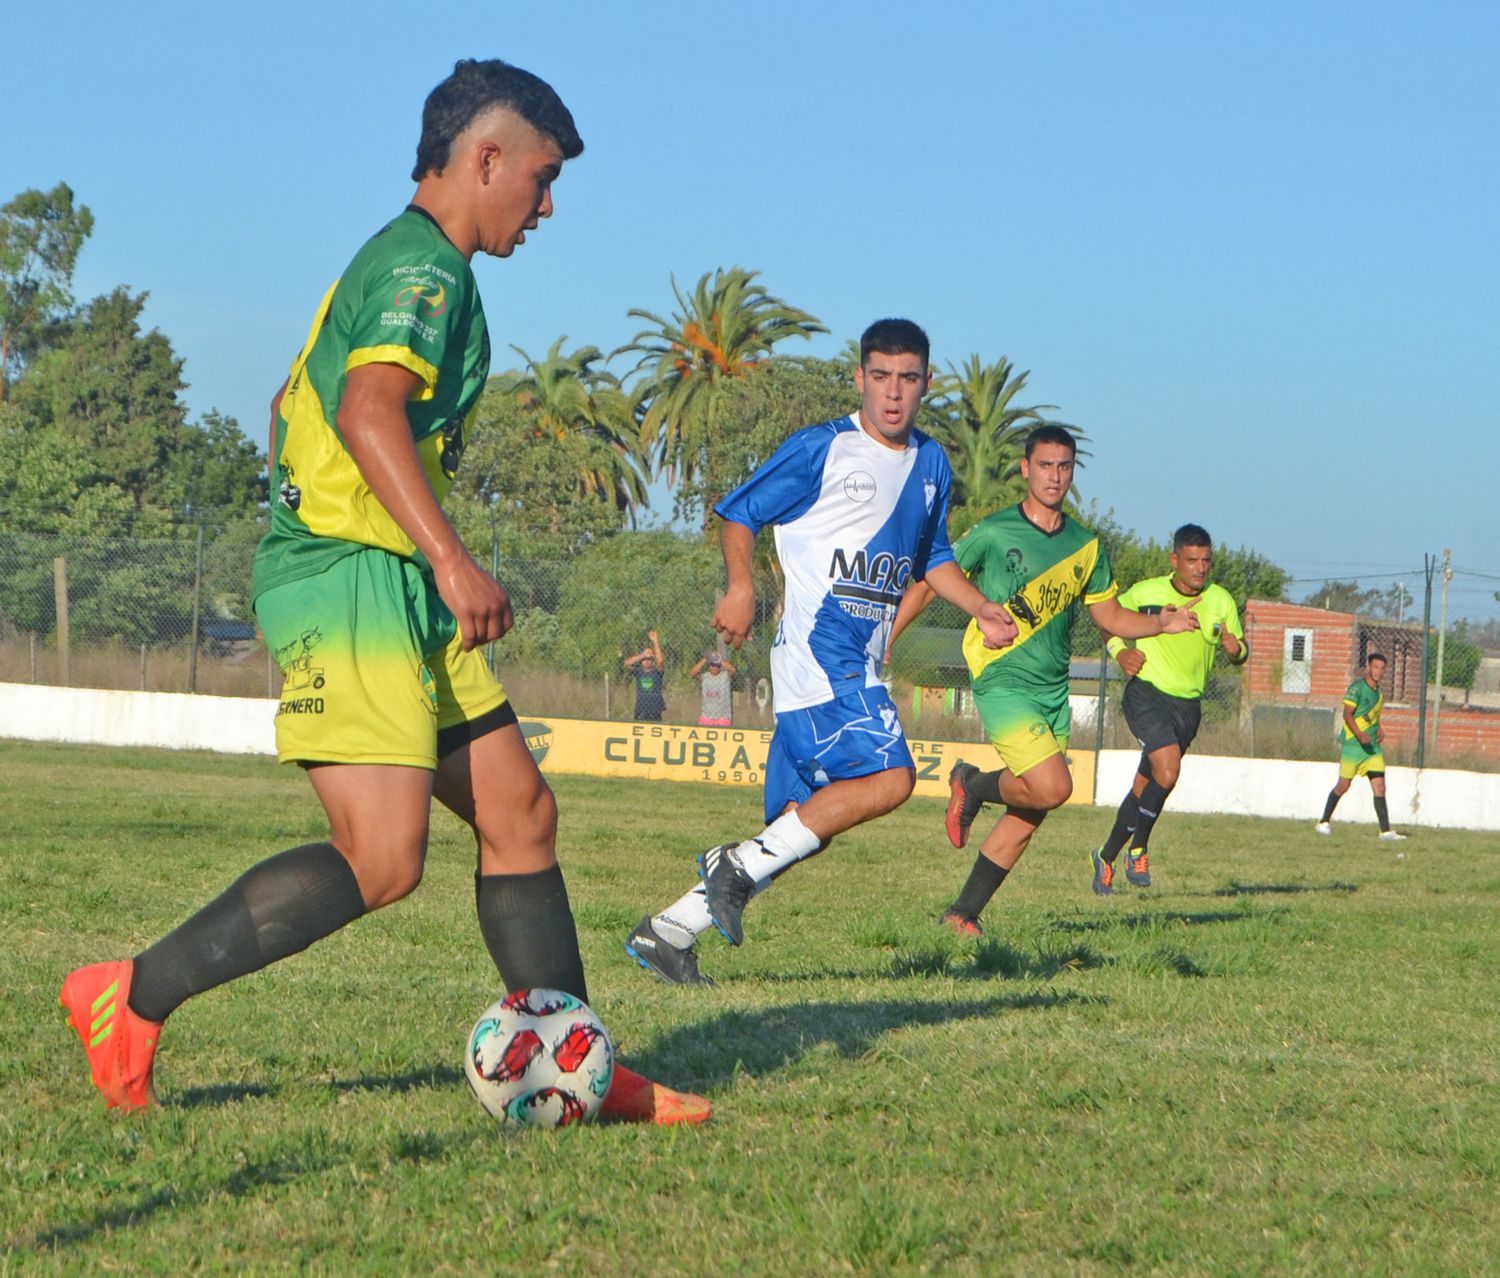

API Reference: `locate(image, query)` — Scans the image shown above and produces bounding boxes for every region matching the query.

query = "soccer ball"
[463,988,615,1128]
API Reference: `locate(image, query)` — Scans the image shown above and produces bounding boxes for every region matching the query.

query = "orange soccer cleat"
[600,1064,712,1126]
[59,960,162,1111]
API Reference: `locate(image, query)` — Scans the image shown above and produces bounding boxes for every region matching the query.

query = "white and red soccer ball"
[464,988,614,1128]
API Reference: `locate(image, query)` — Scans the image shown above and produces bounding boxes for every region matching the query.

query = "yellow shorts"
[255,549,508,767]
[1338,749,1385,780]
[973,685,1070,777]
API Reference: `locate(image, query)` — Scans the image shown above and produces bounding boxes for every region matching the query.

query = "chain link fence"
[1,522,1489,771]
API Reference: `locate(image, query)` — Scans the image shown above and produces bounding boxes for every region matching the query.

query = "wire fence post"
[188,518,205,693]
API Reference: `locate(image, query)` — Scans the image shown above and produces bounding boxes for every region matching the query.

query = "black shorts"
[1122,678,1202,754]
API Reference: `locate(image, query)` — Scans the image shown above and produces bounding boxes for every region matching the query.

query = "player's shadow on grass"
[1209,881,1359,897]
[638,991,1100,1088]
[1045,908,1280,934]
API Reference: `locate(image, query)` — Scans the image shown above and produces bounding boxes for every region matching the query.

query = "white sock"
[730,810,822,888]
[653,884,713,949]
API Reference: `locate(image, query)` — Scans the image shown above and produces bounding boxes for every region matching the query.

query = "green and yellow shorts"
[255,549,509,768]
[1338,744,1385,780]
[972,683,1070,778]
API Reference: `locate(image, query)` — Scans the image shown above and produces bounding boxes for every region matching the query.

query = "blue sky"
[7,1,1497,621]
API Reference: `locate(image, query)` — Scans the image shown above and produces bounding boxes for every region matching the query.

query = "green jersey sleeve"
[343,246,467,397]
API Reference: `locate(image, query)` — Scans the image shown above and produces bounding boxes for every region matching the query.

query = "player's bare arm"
[924,561,1018,649]
[1089,595,1199,639]
[887,579,936,656]
[338,361,511,650]
[1343,703,1371,747]
[712,521,757,648]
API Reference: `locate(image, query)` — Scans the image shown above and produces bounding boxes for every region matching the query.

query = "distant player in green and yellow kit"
[1315,653,1406,841]
[58,59,707,1125]
[889,425,1200,935]
[1088,524,1248,893]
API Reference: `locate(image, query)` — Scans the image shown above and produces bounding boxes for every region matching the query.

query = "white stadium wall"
[3,681,1498,832]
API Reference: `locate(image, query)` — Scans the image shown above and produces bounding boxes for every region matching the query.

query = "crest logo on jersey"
[842,471,877,503]
[393,281,447,317]
[923,478,936,511]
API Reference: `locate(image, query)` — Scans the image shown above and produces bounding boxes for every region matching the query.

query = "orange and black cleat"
[59,960,162,1111]
[1124,848,1151,888]
[940,909,984,938]
[944,761,985,849]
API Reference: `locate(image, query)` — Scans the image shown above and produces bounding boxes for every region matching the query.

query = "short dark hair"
[1173,523,1212,551]
[860,318,929,368]
[1024,424,1078,459]
[413,59,584,180]
[1367,651,1389,666]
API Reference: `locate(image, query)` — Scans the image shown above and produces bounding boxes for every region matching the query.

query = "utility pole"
[1431,549,1453,761]
[1417,554,1434,768]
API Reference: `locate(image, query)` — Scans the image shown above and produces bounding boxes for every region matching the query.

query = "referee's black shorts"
[1122,678,1202,754]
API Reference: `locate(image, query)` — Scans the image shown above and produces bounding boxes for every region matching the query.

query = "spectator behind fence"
[624,630,666,722]
[691,650,737,726]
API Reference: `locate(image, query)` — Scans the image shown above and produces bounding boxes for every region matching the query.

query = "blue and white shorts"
[763,685,914,821]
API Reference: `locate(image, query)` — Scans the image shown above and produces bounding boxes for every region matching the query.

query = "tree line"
[1,180,1312,673]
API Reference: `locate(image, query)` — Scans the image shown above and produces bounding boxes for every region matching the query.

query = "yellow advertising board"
[517,716,1095,805]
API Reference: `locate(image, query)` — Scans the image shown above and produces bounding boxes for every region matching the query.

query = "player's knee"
[874,767,915,814]
[344,836,429,910]
[1032,770,1073,810]
[1152,759,1181,789]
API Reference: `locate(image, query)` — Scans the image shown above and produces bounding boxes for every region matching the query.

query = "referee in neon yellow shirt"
[1090,525,1248,893]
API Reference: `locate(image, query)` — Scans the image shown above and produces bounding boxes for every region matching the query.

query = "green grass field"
[4,740,1498,1275]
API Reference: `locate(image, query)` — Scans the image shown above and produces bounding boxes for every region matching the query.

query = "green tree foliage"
[624,268,825,526]
[927,356,1082,535]
[553,532,724,676]
[1427,623,1482,691]
[447,372,636,561]
[0,183,94,398]
[1301,578,1418,622]
[495,339,648,516]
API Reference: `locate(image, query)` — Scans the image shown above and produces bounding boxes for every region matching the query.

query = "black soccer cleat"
[699,842,756,947]
[625,917,715,987]
[945,760,985,849]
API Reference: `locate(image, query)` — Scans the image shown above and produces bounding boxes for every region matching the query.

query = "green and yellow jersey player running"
[889,424,1199,937]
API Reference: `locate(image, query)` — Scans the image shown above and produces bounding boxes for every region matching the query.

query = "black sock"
[129,842,366,1023]
[1131,779,1172,851]
[1321,791,1342,823]
[475,865,588,1003]
[949,855,1009,920]
[966,768,1005,805]
[1100,791,1140,862]
[1373,796,1390,832]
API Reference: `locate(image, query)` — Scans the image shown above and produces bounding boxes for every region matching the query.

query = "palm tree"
[926,355,1084,531]
[495,339,650,518]
[622,268,825,514]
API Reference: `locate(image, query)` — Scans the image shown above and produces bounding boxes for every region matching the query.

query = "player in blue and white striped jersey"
[625,319,1018,985]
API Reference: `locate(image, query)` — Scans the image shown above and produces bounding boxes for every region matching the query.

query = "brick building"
[1243,600,1500,764]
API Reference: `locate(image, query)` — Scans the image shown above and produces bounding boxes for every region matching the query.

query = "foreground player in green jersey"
[891,426,1199,935]
[1315,653,1406,841]
[1088,524,1248,893]
[59,59,707,1124]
